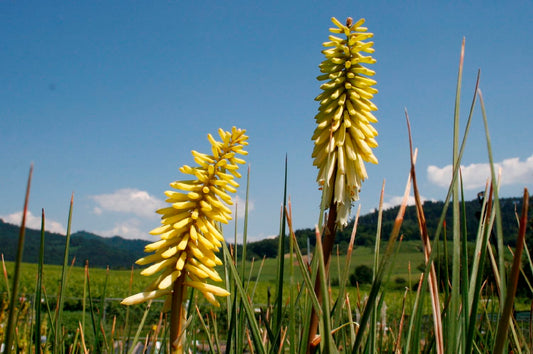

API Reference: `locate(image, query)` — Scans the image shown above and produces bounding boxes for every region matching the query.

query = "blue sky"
[1,1,532,241]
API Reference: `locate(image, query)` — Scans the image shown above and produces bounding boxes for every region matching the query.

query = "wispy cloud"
[0,211,66,234]
[427,154,533,189]
[90,188,165,219]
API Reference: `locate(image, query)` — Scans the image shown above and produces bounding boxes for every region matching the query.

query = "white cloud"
[379,194,431,211]
[231,195,255,218]
[0,211,66,234]
[90,188,165,219]
[95,218,150,240]
[427,154,533,190]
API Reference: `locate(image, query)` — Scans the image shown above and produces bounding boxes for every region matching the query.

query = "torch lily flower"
[122,127,248,309]
[312,16,379,227]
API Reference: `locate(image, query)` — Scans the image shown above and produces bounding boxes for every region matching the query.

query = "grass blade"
[238,166,251,353]
[98,266,110,351]
[478,88,506,303]
[273,156,288,351]
[195,305,216,353]
[449,37,465,354]
[54,193,74,353]
[127,300,153,354]
[494,189,529,353]
[1,255,10,301]
[4,164,32,354]
[352,155,413,352]
[314,226,336,353]
[331,204,361,320]
[406,111,444,354]
[222,240,265,354]
[33,209,46,354]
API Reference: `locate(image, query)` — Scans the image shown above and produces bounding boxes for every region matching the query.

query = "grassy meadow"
[1,239,425,304]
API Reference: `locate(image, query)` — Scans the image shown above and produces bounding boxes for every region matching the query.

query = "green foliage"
[349,265,373,285]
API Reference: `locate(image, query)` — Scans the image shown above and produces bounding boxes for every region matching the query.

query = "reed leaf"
[494,189,529,353]
[272,156,288,351]
[54,193,74,353]
[127,300,153,354]
[352,157,413,352]
[34,209,45,354]
[4,165,32,354]
[222,241,265,354]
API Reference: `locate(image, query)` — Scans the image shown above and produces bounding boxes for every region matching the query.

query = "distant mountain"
[1,195,531,267]
[0,219,149,269]
[241,195,533,260]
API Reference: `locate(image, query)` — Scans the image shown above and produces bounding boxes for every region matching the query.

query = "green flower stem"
[307,199,338,353]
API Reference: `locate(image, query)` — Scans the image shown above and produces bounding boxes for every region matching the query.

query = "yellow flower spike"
[149,224,171,235]
[201,291,220,307]
[122,127,247,310]
[191,150,215,164]
[172,201,196,210]
[203,219,225,242]
[158,270,181,290]
[167,224,188,238]
[185,263,209,279]
[210,186,233,204]
[199,200,212,211]
[145,268,174,291]
[179,165,195,175]
[121,289,171,306]
[145,239,168,253]
[161,246,179,259]
[183,281,231,297]
[136,252,164,266]
[199,231,222,249]
[188,244,217,268]
[176,252,187,271]
[156,206,179,215]
[312,17,378,228]
[177,233,189,250]
[189,224,198,241]
[169,181,201,192]
[188,258,222,282]
[171,217,192,230]
[205,195,232,214]
[140,258,176,276]
[161,211,191,226]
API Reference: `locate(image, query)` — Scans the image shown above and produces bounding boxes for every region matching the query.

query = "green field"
[0,239,429,333]
[0,240,426,300]
[2,237,530,352]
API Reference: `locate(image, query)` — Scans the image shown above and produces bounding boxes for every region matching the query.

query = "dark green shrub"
[349,265,373,285]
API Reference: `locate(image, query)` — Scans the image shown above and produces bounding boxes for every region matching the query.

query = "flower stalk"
[122,127,248,352]
[308,16,378,352]
[312,16,379,228]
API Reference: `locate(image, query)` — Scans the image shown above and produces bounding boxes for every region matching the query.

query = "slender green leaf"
[5,165,32,354]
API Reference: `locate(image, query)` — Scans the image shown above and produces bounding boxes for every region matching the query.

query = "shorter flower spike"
[122,127,248,308]
[312,16,379,228]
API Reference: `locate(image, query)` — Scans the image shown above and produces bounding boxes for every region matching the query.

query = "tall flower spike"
[312,17,378,227]
[122,127,248,308]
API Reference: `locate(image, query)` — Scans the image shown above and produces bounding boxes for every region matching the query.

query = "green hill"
[243,195,533,260]
[0,219,148,269]
[1,195,531,268]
